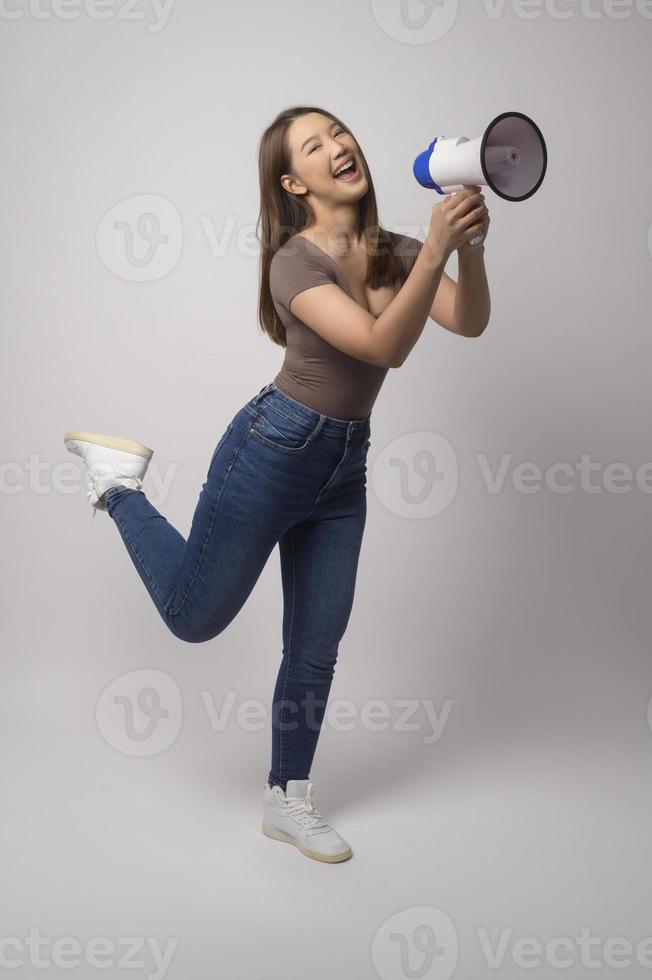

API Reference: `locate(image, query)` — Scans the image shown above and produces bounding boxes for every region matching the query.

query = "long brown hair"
[257,105,410,346]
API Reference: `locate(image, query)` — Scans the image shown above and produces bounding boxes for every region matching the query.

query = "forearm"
[454,246,491,336]
[370,235,447,368]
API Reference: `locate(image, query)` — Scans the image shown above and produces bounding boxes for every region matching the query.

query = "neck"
[303,201,362,255]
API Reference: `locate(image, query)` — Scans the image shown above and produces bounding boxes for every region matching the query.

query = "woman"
[63,105,490,863]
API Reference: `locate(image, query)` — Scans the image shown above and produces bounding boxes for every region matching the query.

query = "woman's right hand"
[426,187,488,263]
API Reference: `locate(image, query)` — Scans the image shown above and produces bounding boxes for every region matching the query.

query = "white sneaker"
[63,430,153,519]
[262,779,353,863]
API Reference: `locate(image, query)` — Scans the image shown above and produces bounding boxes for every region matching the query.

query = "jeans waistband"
[252,381,371,436]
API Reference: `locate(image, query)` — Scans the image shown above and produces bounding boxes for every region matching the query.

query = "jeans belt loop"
[254,382,273,406]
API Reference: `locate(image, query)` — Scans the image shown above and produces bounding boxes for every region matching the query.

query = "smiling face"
[280,111,368,205]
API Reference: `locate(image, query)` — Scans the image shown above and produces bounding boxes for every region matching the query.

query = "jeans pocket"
[246,405,317,453]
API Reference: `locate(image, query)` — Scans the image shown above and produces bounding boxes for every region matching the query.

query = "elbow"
[460,318,490,338]
[370,319,406,369]
[376,347,404,369]
[389,343,414,367]
[383,341,408,368]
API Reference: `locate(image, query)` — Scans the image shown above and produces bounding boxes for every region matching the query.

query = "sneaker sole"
[63,431,153,460]
[261,822,353,863]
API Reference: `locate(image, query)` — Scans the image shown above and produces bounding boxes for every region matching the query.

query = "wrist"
[458,242,486,260]
[424,232,450,269]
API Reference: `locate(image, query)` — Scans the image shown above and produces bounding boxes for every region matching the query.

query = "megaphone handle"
[448,189,485,247]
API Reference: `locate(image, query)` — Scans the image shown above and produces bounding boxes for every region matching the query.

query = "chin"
[340,177,368,198]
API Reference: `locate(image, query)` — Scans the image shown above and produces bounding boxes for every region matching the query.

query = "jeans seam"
[110,506,171,609]
[208,422,233,472]
[167,421,250,618]
[278,525,297,786]
[308,426,352,511]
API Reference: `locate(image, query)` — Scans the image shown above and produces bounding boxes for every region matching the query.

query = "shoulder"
[271,235,326,270]
[269,236,336,312]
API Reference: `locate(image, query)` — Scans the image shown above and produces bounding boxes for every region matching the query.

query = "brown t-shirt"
[269,232,424,420]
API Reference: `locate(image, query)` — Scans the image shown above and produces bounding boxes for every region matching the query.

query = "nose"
[332,149,353,170]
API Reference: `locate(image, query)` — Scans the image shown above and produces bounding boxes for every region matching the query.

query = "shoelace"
[86,473,100,522]
[280,782,331,836]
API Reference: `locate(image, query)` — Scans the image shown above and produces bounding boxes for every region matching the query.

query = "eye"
[308,130,346,153]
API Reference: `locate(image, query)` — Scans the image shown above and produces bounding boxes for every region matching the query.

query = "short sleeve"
[269,243,335,312]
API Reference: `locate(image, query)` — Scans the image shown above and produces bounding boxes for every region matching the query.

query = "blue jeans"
[103,381,371,790]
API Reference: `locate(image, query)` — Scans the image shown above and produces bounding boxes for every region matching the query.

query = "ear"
[280,174,307,196]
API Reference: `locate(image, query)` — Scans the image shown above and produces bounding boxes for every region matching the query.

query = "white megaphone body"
[413,111,547,246]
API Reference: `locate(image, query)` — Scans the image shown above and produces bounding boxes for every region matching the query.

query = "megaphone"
[413,111,547,246]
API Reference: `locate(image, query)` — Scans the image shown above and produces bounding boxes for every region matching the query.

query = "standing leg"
[268,498,367,790]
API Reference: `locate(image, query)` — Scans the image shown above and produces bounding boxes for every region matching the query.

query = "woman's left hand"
[456,186,490,257]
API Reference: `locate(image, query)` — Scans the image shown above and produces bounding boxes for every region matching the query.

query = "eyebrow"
[300,121,339,153]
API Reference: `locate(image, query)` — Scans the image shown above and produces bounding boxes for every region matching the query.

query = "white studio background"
[2,2,652,979]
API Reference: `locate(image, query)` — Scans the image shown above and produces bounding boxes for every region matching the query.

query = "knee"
[287,652,338,685]
[165,616,222,645]
[163,590,241,644]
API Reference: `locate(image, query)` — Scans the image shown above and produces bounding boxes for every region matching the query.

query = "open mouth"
[333,159,361,182]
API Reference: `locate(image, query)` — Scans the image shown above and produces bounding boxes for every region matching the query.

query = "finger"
[455,191,484,210]
[458,202,487,225]
[449,197,478,220]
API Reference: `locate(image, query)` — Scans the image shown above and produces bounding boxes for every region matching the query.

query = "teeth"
[334,160,355,177]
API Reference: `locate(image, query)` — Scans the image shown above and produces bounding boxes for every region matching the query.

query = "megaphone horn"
[413,111,548,244]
